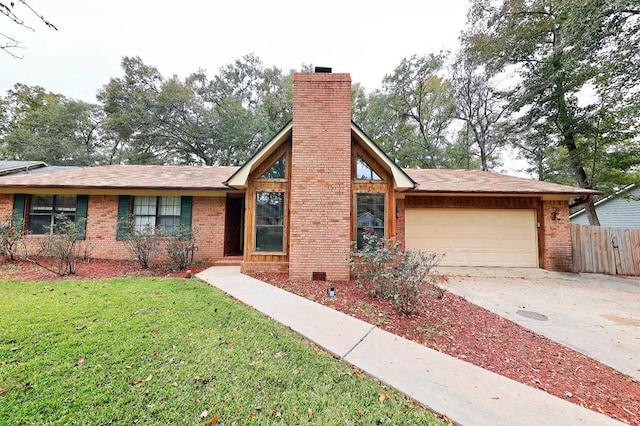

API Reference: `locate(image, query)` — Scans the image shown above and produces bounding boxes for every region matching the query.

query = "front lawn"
[0,277,445,425]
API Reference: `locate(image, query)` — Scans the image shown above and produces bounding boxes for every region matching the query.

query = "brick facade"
[0,193,226,264]
[540,199,573,272]
[289,73,352,281]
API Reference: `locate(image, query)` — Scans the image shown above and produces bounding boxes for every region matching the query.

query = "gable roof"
[226,121,292,189]
[570,184,638,220]
[405,169,601,197]
[0,164,239,191]
[226,121,415,191]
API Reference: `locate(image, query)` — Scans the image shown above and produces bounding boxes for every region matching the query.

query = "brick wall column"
[541,199,573,271]
[289,72,352,281]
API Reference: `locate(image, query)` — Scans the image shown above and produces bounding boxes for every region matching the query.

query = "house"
[570,184,640,228]
[0,70,599,280]
[0,161,48,175]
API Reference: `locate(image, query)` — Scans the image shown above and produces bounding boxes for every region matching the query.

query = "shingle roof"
[404,169,600,196]
[0,165,239,190]
[0,164,599,196]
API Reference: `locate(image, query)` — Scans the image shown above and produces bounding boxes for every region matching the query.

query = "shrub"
[124,224,163,269]
[166,225,198,270]
[0,213,23,262]
[348,230,442,315]
[31,214,91,276]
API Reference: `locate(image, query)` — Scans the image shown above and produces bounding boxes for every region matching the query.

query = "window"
[356,156,381,180]
[356,193,385,250]
[260,155,286,179]
[27,195,77,235]
[133,196,181,235]
[255,192,284,252]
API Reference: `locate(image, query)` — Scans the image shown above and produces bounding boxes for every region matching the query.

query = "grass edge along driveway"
[0,277,446,425]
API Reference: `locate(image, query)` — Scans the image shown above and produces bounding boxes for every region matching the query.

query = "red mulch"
[2,260,638,424]
[252,272,640,425]
[0,258,208,282]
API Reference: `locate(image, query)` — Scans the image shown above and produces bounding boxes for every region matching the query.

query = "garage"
[405,208,538,267]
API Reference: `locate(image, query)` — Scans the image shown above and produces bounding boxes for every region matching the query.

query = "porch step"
[213,256,243,266]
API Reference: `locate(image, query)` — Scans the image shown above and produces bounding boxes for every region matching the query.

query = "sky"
[1,0,470,102]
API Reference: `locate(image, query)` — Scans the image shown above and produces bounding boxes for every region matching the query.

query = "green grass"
[0,277,446,425]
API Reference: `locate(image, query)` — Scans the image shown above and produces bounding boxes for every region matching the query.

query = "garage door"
[405,208,538,267]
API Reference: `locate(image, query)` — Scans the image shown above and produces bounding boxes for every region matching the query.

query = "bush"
[31,214,91,276]
[0,213,23,262]
[124,224,163,269]
[166,225,198,270]
[348,230,442,315]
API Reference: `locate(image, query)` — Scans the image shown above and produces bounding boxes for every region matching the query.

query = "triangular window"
[260,155,286,179]
[356,156,381,180]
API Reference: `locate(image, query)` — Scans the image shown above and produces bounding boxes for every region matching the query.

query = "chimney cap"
[314,66,332,73]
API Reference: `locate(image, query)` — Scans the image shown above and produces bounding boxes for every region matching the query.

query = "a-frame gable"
[351,122,414,191]
[226,121,293,190]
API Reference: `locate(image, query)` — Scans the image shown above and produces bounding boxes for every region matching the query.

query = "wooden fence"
[571,224,640,276]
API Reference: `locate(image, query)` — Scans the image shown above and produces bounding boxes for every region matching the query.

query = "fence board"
[571,224,640,276]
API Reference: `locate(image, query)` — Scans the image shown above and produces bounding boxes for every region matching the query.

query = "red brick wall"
[289,72,352,281]
[396,197,405,248]
[0,194,226,264]
[540,199,573,272]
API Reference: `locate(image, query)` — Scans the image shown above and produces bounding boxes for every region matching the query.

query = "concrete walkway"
[439,267,640,380]
[197,266,622,426]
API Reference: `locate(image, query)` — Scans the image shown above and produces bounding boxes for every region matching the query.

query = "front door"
[224,196,244,256]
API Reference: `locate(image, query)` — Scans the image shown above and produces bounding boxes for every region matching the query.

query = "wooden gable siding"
[352,142,396,242]
[571,186,640,228]
[243,137,291,265]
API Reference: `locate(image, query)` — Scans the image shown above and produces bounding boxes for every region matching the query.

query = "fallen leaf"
[144,374,153,382]
[194,376,207,384]
[124,365,132,370]
[292,369,299,375]
[250,413,257,419]
[307,407,313,418]
[205,415,218,425]
[10,347,19,352]
[152,352,159,357]
[379,391,388,403]
[491,396,500,400]
[256,348,264,354]
[274,352,284,358]
[0,387,8,396]
[200,409,208,418]
[77,357,86,365]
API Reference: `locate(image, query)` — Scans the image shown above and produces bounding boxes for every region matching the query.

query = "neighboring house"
[0,161,48,176]
[0,71,599,280]
[570,184,640,228]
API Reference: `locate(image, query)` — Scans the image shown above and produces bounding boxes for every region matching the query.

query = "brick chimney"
[289,70,352,281]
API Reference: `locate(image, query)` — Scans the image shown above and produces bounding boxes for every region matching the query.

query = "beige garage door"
[405,208,538,267]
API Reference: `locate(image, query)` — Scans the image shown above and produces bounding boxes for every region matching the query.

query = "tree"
[0,84,108,165]
[361,54,457,168]
[1,1,56,58]
[450,50,509,171]
[98,54,293,166]
[464,0,640,225]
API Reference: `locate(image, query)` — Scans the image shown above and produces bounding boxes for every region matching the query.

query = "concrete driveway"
[439,267,640,380]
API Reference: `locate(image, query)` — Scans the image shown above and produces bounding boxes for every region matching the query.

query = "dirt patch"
[602,314,640,327]
[253,272,640,426]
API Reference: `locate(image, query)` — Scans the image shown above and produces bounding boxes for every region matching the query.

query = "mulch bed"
[252,272,640,425]
[2,259,637,424]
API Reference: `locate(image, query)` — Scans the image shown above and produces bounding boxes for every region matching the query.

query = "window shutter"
[180,196,193,240]
[76,195,89,240]
[12,194,26,231]
[116,195,131,240]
